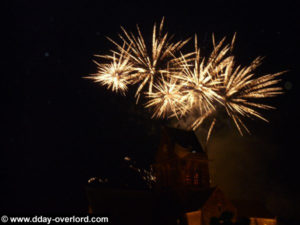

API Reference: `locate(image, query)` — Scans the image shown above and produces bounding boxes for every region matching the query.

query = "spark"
[178,35,284,137]
[175,35,223,119]
[221,56,285,135]
[124,156,156,188]
[145,76,185,119]
[108,17,191,100]
[87,44,133,95]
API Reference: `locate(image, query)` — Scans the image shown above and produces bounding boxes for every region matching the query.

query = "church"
[86,126,277,225]
[153,126,236,224]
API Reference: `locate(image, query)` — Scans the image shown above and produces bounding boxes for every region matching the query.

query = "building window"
[194,172,199,185]
[185,174,192,185]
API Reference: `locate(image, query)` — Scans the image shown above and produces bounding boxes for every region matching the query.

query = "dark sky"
[3,0,299,217]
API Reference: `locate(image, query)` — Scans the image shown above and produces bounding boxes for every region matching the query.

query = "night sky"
[3,0,300,218]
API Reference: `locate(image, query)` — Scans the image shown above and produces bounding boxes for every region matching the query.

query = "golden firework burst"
[88,44,133,95]
[175,36,223,117]
[221,56,285,135]
[90,18,285,140]
[145,76,186,119]
[187,35,285,137]
[107,17,191,100]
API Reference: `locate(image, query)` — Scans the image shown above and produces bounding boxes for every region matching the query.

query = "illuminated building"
[86,126,277,225]
[153,127,236,225]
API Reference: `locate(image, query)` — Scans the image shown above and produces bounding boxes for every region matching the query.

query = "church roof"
[163,126,205,153]
[155,126,206,163]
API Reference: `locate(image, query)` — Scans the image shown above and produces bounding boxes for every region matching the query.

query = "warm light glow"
[249,217,277,225]
[186,210,202,225]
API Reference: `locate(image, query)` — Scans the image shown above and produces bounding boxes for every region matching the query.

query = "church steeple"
[153,127,210,190]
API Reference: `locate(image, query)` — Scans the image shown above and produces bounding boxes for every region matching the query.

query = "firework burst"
[185,35,285,137]
[145,76,185,119]
[90,18,285,140]
[221,56,285,135]
[88,44,133,95]
[107,17,191,100]
[175,36,223,117]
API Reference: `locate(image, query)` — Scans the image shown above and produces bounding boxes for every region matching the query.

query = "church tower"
[152,126,210,191]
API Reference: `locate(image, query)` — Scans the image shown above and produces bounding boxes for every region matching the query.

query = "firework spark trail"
[124,156,156,188]
[107,17,191,100]
[171,35,230,135]
[174,35,285,137]
[90,19,285,139]
[88,44,133,95]
[145,76,186,119]
[222,70,285,135]
[220,53,285,135]
[175,36,223,116]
